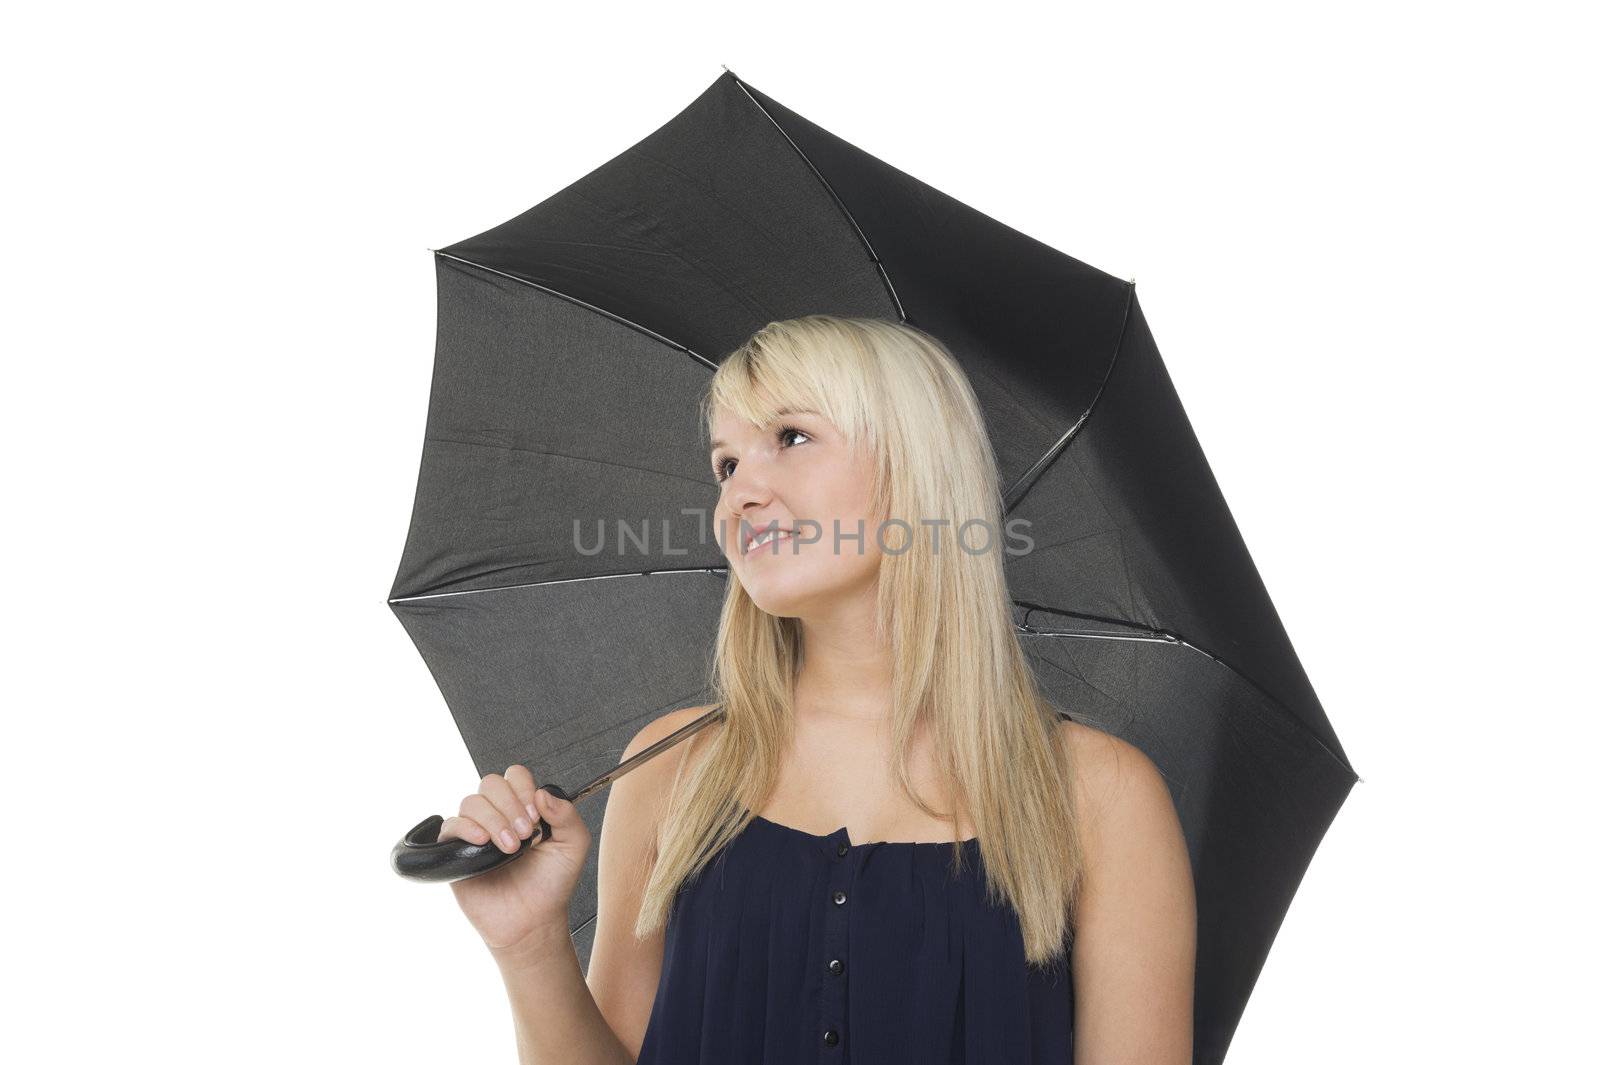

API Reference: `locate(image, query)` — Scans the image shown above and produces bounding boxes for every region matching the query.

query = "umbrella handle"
[390,783,573,883]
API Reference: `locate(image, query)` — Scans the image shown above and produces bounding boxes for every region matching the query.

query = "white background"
[4,2,1594,1061]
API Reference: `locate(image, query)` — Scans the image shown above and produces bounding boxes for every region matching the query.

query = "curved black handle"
[391,783,572,883]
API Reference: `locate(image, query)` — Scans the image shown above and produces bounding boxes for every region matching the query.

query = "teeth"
[750,529,790,550]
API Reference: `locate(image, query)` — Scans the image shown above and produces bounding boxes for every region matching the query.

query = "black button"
[836,841,849,857]
[823,1029,840,1046]
[832,890,847,905]
[828,958,844,975]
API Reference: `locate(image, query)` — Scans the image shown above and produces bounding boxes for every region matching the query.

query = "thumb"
[536,786,575,823]
[534,787,588,845]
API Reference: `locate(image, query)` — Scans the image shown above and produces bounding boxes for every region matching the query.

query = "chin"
[742,573,818,617]
[741,560,877,617]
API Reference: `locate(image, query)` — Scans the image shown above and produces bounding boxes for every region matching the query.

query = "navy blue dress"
[635,811,1074,1063]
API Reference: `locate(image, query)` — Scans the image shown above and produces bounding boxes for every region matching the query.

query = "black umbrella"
[387,68,1357,1064]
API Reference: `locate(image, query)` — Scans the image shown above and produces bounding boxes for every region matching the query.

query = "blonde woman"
[438,316,1196,1063]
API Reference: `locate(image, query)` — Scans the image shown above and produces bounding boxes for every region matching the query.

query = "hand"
[437,765,592,962]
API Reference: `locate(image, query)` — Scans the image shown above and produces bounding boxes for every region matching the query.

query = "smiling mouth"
[745,529,794,555]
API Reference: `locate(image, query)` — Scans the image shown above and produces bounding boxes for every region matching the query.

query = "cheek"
[838,477,881,530]
[710,500,734,553]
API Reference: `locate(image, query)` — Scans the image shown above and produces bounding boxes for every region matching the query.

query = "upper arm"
[586,704,719,1059]
[1061,719,1196,1065]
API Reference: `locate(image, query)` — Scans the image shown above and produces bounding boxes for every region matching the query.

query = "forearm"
[494,928,635,1065]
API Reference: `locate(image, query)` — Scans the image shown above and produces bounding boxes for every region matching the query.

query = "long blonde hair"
[633,314,1084,967]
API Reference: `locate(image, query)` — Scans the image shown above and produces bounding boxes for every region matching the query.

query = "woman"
[437,315,1196,1063]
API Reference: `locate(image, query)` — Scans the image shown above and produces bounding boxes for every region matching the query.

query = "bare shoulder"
[1054,716,1180,840]
[610,703,724,818]
[621,703,724,770]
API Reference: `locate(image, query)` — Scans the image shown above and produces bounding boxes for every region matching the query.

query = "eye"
[712,424,810,483]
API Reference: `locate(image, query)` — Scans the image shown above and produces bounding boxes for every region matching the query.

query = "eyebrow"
[710,408,818,452]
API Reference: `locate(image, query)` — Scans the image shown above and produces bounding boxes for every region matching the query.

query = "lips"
[742,525,794,555]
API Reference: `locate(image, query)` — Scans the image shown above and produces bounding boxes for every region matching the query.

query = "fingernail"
[499,829,518,851]
[514,816,532,836]
[526,803,538,822]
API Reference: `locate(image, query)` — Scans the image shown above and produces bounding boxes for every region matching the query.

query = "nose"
[719,464,776,550]
[721,453,774,509]
[728,486,773,533]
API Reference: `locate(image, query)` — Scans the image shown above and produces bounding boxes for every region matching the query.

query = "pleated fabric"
[635,812,1074,1063]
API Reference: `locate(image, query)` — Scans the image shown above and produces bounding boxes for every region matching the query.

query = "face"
[709,402,883,618]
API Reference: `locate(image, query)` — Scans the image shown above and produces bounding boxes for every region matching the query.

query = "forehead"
[710,406,820,450]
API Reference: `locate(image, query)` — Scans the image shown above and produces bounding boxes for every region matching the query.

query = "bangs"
[701,319,873,455]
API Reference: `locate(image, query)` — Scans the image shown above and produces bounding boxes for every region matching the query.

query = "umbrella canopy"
[388,68,1356,1064]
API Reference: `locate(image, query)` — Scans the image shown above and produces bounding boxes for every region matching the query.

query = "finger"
[461,793,521,854]
[480,773,536,842]
[534,785,586,841]
[438,815,490,846]
[503,764,540,826]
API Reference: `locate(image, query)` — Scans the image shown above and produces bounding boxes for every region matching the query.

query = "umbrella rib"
[1021,627,1185,646]
[387,565,729,604]
[1000,281,1137,516]
[732,70,1136,516]
[567,910,597,942]
[1015,600,1358,778]
[729,75,908,324]
[431,250,719,372]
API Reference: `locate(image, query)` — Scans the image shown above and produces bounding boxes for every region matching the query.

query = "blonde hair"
[632,314,1084,968]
